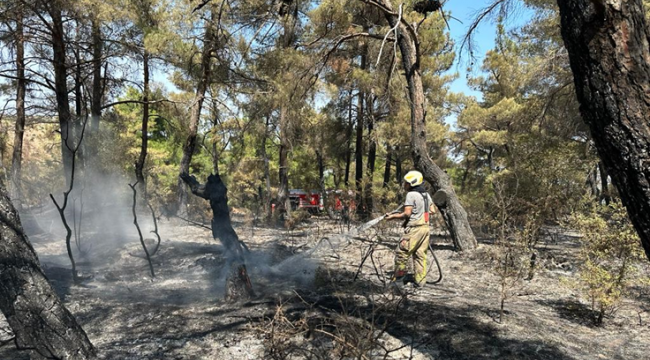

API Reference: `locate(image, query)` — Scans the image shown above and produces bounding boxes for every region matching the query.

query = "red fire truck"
[288,189,324,213]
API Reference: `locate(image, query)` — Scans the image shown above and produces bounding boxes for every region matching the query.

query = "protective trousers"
[394,225,430,286]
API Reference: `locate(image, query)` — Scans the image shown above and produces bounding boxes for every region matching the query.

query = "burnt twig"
[128,181,155,278]
[146,200,162,256]
[49,116,89,283]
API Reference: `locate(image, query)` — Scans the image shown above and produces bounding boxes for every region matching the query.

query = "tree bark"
[395,145,402,183]
[90,17,103,134]
[557,0,650,259]
[73,22,85,173]
[364,94,376,215]
[177,10,215,214]
[11,6,25,207]
[0,183,96,359]
[344,90,353,187]
[49,4,74,187]
[260,116,272,220]
[135,50,150,196]
[383,145,392,188]
[378,0,477,251]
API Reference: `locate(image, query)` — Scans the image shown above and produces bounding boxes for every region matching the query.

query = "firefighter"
[385,170,435,288]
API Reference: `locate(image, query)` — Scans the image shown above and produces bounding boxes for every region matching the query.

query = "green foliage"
[456,4,591,229]
[570,201,649,325]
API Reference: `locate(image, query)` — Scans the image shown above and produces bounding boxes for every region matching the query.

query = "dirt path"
[1,216,648,359]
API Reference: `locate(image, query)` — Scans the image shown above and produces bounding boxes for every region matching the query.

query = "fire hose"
[351,206,443,285]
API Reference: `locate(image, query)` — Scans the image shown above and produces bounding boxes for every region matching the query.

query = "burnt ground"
[1,213,649,360]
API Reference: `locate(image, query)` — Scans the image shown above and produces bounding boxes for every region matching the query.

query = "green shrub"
[571,200,648,325]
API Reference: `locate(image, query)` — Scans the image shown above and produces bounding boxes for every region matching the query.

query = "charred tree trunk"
[378,0,477,251]
[395,145,402,183]
[260,117,272,220]
[557,0,650,259]
[180,173,254,302]
[73,24,85,173]
[50,5,74,186]
[135,50,150,196]
[364,95,376,215]
[11,6,25,207]
[383,145,392,188]
[0,182,96,359]
[177,10,215,215]
[90,18,103,134]
[344,90,353,186]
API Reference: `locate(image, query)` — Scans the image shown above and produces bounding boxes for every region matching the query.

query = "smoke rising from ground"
[15,166,340,304]
[19,169,158,270]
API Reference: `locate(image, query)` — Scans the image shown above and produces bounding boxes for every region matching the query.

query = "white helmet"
[404,170,424,186]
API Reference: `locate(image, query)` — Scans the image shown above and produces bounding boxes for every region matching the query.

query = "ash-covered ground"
[1,211,649,360]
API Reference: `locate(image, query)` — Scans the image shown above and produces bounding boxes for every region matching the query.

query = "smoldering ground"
[15,169,333,305]
[4,204,650,360]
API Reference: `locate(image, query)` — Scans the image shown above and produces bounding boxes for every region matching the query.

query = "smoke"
[13,155,380,306]
[18,168,158,272]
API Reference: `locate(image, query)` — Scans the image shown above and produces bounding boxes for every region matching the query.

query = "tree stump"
[180,173,254,302]
[224,263,254,303]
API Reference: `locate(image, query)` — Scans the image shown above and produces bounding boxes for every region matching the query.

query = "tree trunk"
[11,6,25,207]
[364,94,376,214]
[317,150,334,219]
[73,23,85,173]
[344,90,353,187]
[135,50,150,197]
[177,10,215,215]
[598,161,610,205]
[557,0,650,259]
[260,117,272,220]
[383,145,392,188]
[50,5,73,186]
[90,17,103,134]
[395,145,402,183]
[277,106,291,219]
[179,173,254,302]
[276,6,299,223]
[355,52,366,217]
[379,0,477,251]
[586,165,600,199]
[0,183,96,359]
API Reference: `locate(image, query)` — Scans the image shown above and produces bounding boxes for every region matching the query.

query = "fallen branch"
[176,215,212,231]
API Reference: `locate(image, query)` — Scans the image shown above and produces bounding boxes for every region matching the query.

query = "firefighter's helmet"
[404,171,424,187]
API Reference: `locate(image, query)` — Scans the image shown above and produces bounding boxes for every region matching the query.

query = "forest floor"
[1,210,649,360]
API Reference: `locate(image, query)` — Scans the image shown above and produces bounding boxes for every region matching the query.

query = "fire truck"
[288,189,324,213]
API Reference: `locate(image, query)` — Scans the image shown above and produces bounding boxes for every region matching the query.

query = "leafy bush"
[570,200,648,325]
